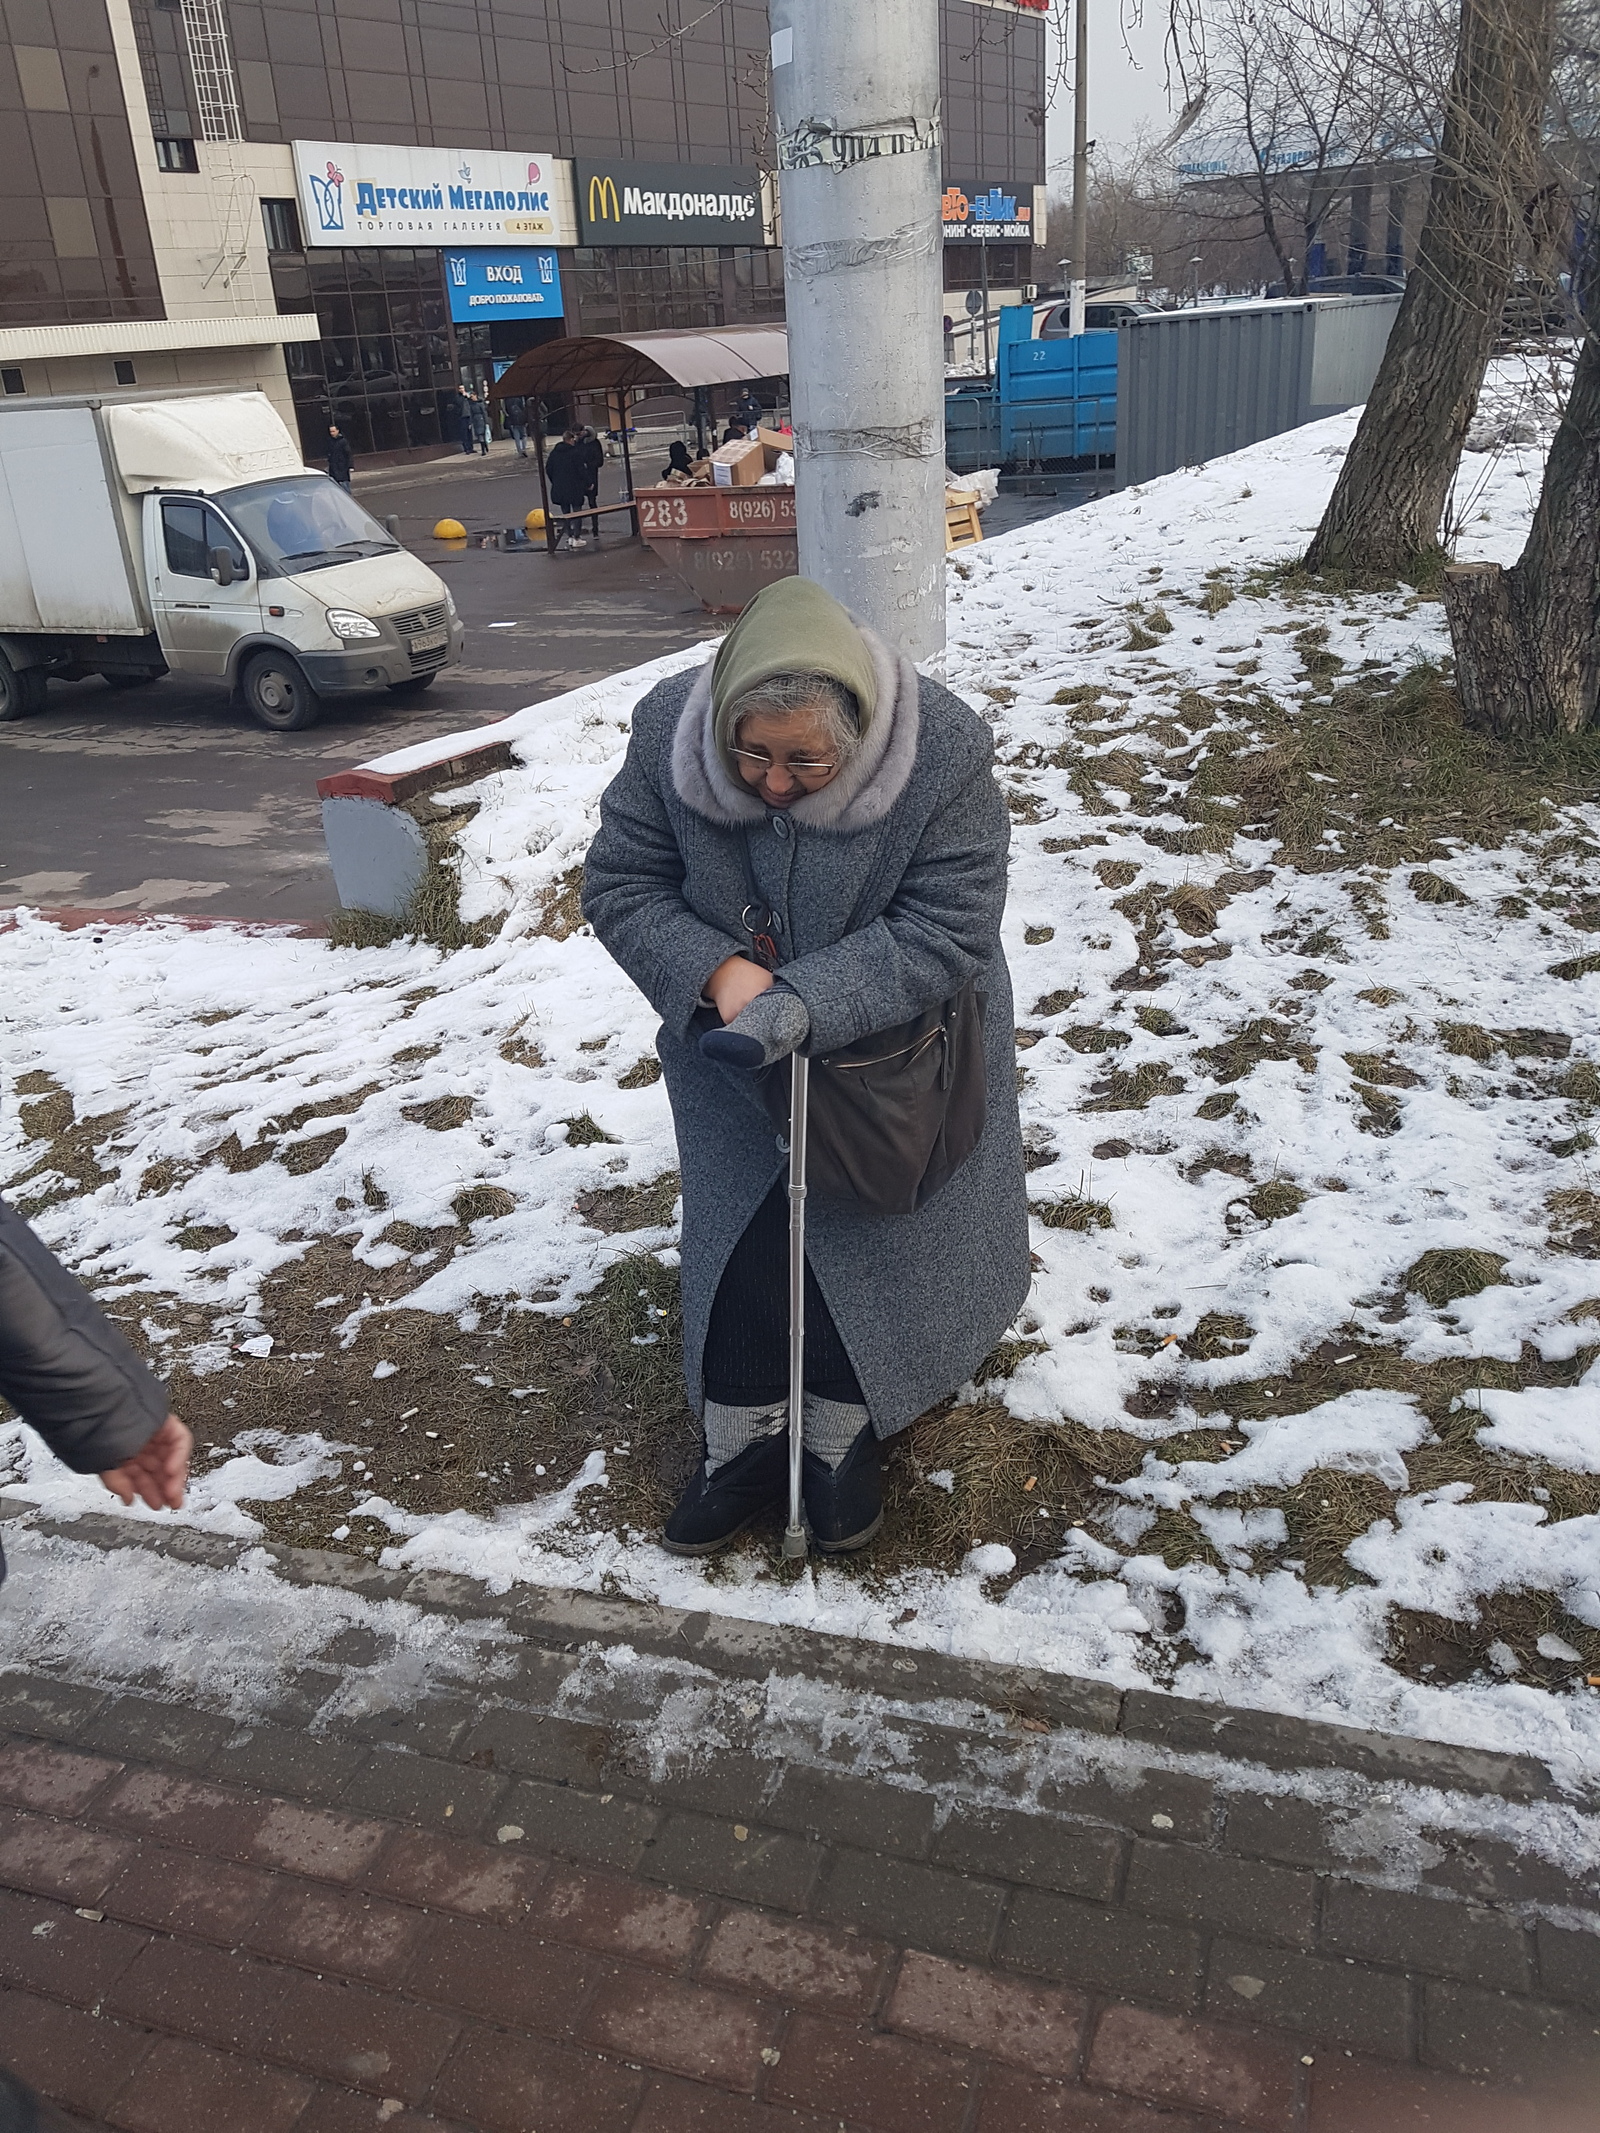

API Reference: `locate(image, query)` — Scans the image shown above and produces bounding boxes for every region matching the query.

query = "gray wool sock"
[699,984,811,1071]
[703,1397,788,1475]
[802,1394,870,1471]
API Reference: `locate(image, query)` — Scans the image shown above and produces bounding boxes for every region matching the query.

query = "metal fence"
[1114,295,1401,490]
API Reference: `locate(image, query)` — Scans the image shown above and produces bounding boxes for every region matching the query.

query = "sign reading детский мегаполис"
[574,159,761,246]
[444,249,563,322]
[293,140,578,247]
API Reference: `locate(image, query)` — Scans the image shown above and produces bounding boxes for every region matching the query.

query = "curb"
[0,908,322,938]
[3,1499,1576,1809]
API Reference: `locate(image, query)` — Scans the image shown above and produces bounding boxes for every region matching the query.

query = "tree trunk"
[1443,319,1600,736]
[1303,0,1554,579]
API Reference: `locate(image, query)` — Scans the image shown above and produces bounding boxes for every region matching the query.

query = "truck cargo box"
[0,406,146,635]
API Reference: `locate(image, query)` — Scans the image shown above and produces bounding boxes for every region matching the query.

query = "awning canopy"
[489,324,789,401]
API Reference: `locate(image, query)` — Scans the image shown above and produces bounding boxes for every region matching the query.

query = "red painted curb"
[315,735,518,806]
[0,907,324,938]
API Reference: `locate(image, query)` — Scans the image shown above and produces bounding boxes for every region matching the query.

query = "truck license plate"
[408,626,448,654]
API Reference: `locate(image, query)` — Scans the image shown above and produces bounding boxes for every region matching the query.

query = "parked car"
[1305,273,1408,297]
[1036,300,1159,336]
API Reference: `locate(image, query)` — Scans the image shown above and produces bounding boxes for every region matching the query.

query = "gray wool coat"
[581,634,1031,1439]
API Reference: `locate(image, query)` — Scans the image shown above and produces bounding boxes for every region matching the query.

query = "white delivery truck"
[0,387,463,730]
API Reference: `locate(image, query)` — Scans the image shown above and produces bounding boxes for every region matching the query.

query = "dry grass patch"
[1031,1191,1114,1232]
[1402,1248,1510,1306]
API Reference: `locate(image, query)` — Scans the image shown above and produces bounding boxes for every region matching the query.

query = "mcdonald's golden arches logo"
[588,173,621,221]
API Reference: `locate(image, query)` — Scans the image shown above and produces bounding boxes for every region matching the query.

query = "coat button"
[772,813,790,839]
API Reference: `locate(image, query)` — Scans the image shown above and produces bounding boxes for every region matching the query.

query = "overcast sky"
[1042,3,1175,187]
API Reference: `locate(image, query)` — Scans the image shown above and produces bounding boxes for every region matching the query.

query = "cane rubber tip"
[781,1525,809,1560]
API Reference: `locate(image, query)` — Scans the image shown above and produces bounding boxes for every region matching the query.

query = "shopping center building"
[3,0,1045,461]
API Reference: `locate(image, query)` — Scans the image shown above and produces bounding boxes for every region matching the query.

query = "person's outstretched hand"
[99,1413,191,1511]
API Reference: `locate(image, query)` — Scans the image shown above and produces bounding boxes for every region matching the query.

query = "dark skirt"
[701,1181,864,1408]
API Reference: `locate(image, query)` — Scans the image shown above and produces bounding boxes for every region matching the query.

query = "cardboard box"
[711,437,764,487]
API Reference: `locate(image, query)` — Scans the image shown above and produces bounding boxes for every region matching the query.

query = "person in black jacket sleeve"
[0,1197,190,2126]
[0,1197,191,1551]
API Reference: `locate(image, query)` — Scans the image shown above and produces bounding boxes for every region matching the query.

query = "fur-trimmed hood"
[668,622,921,834]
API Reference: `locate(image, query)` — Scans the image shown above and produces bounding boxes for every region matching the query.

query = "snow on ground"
[4,1524,1596,1895]
[2,354,1598,1778]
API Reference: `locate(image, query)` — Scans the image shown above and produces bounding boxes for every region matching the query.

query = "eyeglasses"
[730,747,837,779]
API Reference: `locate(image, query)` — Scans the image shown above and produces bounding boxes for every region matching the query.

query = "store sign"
[942,182,1038,243]
[444,248,563,321]
[293,140,577,248]
[574,158,761,245]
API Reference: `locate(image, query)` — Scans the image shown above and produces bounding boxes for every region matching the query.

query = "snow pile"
[3,355,1598,1775]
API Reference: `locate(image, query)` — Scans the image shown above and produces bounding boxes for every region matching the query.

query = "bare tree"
[1163,0,1444,295]
[1303,0,1558,577]
[1443,187,1599,736]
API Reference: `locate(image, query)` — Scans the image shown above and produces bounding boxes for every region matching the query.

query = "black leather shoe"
[662,1430,788,1555]
[802,1425,883,1553]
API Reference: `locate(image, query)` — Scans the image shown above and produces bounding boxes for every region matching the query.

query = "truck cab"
[140,474,461,728]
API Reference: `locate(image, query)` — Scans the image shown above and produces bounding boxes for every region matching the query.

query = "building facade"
[3,0,1045,459]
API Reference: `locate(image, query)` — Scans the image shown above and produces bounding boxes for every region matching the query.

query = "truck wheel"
[0,657,46,722]
[241,651,321,732]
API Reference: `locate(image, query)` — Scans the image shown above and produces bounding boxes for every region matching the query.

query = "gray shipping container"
[1114,294,1401,490]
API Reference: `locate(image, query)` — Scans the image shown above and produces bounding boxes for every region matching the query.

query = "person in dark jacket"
[466,390,490,456]
[326,424,353,489]
[502,394,530,456]
[578,426,605,536]
[545,428,590,549]
[0,1198,191,1537]
[662,440,696,481]
[0,1197,190,2128]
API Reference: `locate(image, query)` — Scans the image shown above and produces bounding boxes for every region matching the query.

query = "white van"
[0,388,463,730]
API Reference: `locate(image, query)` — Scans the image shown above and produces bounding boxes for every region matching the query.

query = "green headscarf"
[710,577,878,775]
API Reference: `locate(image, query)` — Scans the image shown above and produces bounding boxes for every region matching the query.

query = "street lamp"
[1189,254,1203,305]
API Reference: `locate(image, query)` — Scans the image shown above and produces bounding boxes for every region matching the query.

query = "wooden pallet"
[945,497,984,551]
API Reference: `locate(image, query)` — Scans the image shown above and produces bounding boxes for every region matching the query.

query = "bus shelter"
[488,324,789,553]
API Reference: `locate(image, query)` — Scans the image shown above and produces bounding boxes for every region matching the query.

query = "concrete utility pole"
[1068,0,1089,336]
[768,0,945,664]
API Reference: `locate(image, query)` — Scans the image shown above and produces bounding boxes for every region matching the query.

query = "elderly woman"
[582,577,1029,1554]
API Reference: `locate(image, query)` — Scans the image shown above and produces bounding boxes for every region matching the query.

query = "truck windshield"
[216,474,399,577]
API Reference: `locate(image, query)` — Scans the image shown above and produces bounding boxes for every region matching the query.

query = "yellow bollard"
[432,517,467,540]
[524,508,546,534]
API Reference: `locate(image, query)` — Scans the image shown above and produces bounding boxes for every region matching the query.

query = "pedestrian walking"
[325,423,353,490]
[457,387,476,455]
[545,427,591,548]
[579,425,605,537]
[503,394,530,456]
[466,390,490,456]
[732,387,764,432]
[583,576,1029,1555]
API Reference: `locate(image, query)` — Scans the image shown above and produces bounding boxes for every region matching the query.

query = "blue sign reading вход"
[444,248,564,322]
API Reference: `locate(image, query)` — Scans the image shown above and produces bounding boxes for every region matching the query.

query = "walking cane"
[781,1052,810,1560]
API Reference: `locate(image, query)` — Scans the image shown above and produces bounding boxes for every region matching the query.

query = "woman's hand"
[706,954,774,1025]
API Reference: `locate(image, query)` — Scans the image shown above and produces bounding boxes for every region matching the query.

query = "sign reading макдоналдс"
[293,140,578,248]
[444,249,563,322]
[574,159,762,246]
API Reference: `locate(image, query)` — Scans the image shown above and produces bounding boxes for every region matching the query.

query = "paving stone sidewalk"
[0,1518,1596,2132]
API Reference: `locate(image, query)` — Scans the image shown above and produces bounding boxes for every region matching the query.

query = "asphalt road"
[0,445,710,929]
[0,443,1087,929]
